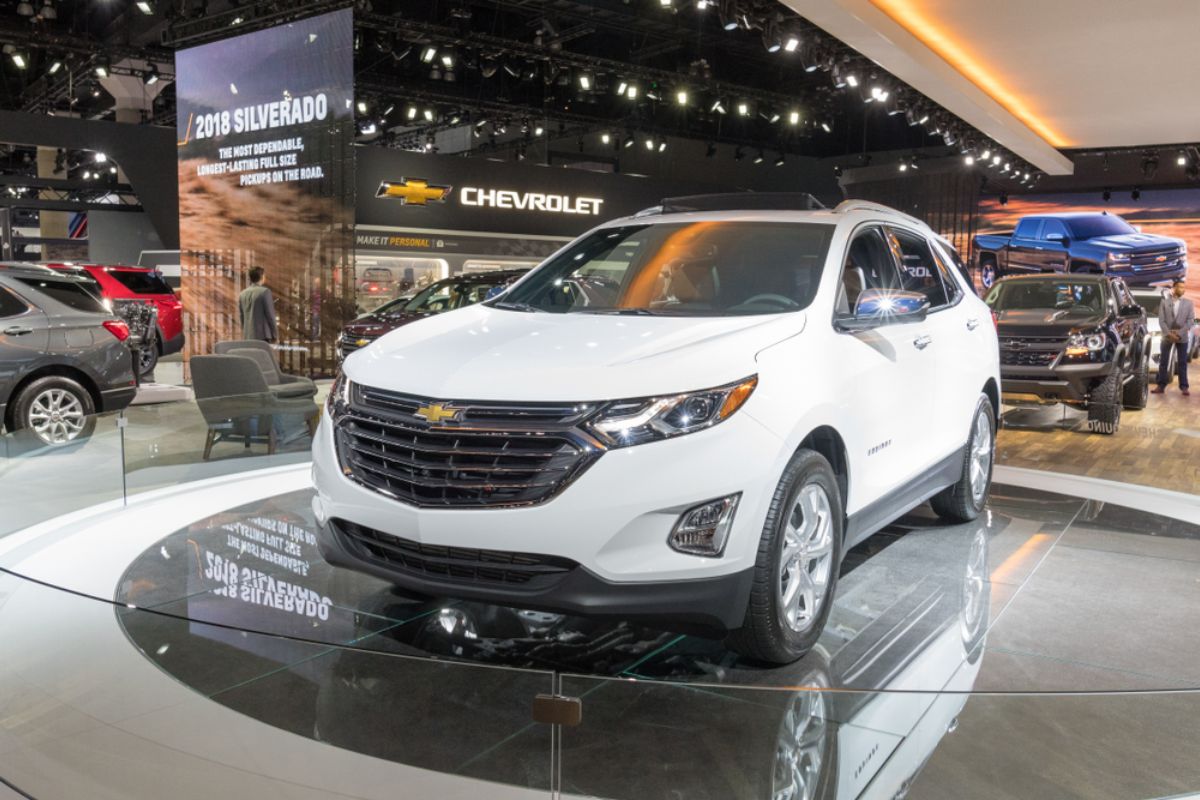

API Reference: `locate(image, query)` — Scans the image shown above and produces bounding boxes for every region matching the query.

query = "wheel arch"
[982,378,1000,420]
[797,425,849,511]
[4,365,102,428]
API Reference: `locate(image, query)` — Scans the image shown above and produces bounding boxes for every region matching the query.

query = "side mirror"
[837,289,930,331]
[1046,233,1070,247]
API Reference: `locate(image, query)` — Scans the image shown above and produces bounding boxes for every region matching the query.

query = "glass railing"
[2,396,1200,798]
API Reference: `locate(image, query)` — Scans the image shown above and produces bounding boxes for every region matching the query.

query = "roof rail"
[833,200,925,228]
[635,192,827,217]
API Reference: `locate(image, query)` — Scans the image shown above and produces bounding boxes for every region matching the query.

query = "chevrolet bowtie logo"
[414,403,461,424]
[376,178,452,205]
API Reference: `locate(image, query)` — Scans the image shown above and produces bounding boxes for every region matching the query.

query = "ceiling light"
[697,0,710,8]
[48,59,62,75]
[992,155,1002,166]
[360,123,377,136]
[820,122,831,133]
[784,35,800,52]
[109,166,116,174]
[774,153,785,167]
[718,0,739,30]
[899,161,908,172]
[406,106,418,120]
[16,0,33,16]
[423,108,435,122]
[736,101,749,116]
[94,152,107,163]
[10,52,27,70]
[658,140,667,153]
[1177,152,1188,166]
[626,83,639,99]
[503,61,521,78]
[980,148,991,160]
[616,80,628,96]
[578,71,593,91]
[675,89,688,105]
[356,100,367,114]
[623,134,634,148]
[845,74,859,88]
[918,114,929,125]
[144,65,159,85]
[95,61,110,78]
[710,98,726,114]
[645,137,655,151]
[787,110,800,125]
[909,156,919,170]
[420,45,438,63]
[230,15,243,25]
[753,150,764,164]
[535,125,544,136]
[40,0,55,19]
[600,132,610,144]
[441,51,455,68]
[964,155,975,165]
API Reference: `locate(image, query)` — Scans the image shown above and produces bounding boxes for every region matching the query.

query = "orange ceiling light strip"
[869,0,1070,148]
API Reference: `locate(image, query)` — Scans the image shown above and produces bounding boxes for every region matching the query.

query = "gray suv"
[0,263,138,444]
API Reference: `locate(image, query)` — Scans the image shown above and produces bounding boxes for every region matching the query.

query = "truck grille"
[1130,247,1183,271]
[332,518,578,587]
[335,386,603,508]
[999,335,1064,368]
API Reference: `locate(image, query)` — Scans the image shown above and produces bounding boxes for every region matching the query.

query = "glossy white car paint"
[313,202,1000,600]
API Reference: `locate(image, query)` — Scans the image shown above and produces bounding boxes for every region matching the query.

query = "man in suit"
[1151,278,1194,397]
[238,266,278,343]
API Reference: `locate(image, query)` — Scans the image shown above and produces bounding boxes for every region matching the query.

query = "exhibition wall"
[176,9,355,375]
[87,210,165,266]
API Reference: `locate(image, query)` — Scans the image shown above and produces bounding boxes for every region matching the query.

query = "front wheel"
[1087,367,1122,435]
[726,450,843,665]
[931,396,995,523]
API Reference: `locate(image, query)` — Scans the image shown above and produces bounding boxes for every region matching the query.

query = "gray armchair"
[214,339,319,400]
[190,354,319,460]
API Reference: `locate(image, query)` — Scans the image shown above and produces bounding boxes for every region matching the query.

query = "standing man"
[1151,278,1193,397]
[238,266,278,343]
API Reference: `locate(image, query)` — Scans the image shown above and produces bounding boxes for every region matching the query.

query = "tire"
[1086,366,1122,435]
[726,450,843,665]
[137,335,159,379]
[931,395,995,523]
[979,257,998,289]
[1122,352,1149,410]
[10,375,96,446]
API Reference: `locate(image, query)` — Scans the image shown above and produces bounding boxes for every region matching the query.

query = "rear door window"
[108,269,175,295]
[1014,219,1042,240]
[17,278,108,313]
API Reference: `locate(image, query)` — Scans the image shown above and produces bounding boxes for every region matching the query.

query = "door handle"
[912,334,932,350]
[3,325,32,336]
[966,318,980,331]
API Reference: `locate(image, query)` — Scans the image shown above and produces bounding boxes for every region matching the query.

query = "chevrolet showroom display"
[974,211,1187,289]
[986,273,1150,433]
[313,198,1001,663]
[1131,285,1200,382]
[0,263,137,444]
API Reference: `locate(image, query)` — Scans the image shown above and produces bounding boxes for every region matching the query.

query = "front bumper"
[1107,260,1187,285]
[1000,361,1114,403]
[311,406,784,631]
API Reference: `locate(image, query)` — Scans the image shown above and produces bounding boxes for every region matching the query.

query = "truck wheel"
[137,334,159,379]
[1122,353,1149,410]
[1087,367,1122,434]
[11,376,96,445]
[931,396,995,523]
[726,450,843,665]
[979,257,998,289]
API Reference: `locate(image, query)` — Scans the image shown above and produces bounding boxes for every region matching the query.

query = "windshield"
[1066,215,1136,240]
[373,277,504,314]
[986,280,1106,313]
[495,221,834,316]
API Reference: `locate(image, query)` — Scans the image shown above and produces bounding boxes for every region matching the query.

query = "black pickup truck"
[984,273,1150,434]
[974,212,1186,289]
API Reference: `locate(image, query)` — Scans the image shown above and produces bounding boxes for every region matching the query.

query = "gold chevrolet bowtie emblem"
[376,177,452,205]
[414,403,461,424]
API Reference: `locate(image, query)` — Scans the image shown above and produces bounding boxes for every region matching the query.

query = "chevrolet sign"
[460,187,604,215]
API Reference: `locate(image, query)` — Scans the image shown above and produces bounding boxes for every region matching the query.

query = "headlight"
[1108,252,1131,264]
[1065,331,1106,356]
[588,376,758,448]
[327,371,353,417]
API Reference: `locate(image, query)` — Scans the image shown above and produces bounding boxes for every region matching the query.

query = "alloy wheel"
[968,411,993,506]
[27,388,86,444]
[777,483,835,633]
[771,684,828,800]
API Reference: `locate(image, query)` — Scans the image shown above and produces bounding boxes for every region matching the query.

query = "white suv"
[313,198,1001,663]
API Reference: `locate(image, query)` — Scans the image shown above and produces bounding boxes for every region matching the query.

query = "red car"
[47,263,184,377]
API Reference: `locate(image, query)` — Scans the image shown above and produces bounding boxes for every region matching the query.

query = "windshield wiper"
[583,308,662,316]
[491,301,545,313]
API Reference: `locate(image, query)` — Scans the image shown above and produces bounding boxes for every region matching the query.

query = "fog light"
[669,494,741,557]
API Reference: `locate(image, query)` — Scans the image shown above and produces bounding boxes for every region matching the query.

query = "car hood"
[1086,233,1182,252]
[994,307,1107,336]
[344,304,805,400]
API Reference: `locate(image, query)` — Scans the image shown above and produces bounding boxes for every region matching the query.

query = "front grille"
[335,386,602,508]
[340,332,380,356]
[999,335,1065,368]
[1130,247,1182,270]
[333,518,578,587]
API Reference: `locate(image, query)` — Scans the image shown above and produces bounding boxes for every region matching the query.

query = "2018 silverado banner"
[176,9,355,375]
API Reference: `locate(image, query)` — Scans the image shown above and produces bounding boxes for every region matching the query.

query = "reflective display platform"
[2,458,1199,799]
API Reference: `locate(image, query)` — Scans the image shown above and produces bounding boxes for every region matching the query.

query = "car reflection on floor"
[118,490,998,799]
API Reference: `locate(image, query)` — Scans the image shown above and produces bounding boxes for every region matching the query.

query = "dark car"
[339,270,528,359]
[984,273,1150,433]
[0,263,138,444]
[974,212,1187,289]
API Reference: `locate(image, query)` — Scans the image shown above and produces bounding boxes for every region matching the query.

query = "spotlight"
[762,24,782,54]
[423,108,435,122]
[406,105,418,120]
[845,73,859,88]
[626,83,639,100]
[481,58,499,78]
[658,140,667,153]
[898,160,908,172]
[645,137,655,151]
[909,156,919,170]
[918,114,929,125]
[787,110,800,125]
[736,100,750,116]
[833,165,843,178]
[441,51,455,68]
[356,100,368,114]
[577,71,593,91]
[82,170,91,180]
[980,148,991,160]
[600,132,611,144]
[48,59,62,75]
[10,52,27,70]
[144,65,159,85]
[753,150,764,164]
[718,0,739,31]
[675,89,688,106]
[697,0,709,8]
[94,60,110,78]
[964,154,975,165]
[420,45,438,63]
[503,60,521,78]
[992,155,1002,166]
[623,134,634,149]
[136,0,154,11]
[1177,151,1188,166]
[710,98,726,115]
[1002,162,1010,172]
[534,125,544,136]
[616,80,628,96]
[820,122,831,133]
[783,34,800,52]
[774,153,785,167]
[16,0,33,15]
[95,152,107,163]
[40,0,55,19]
